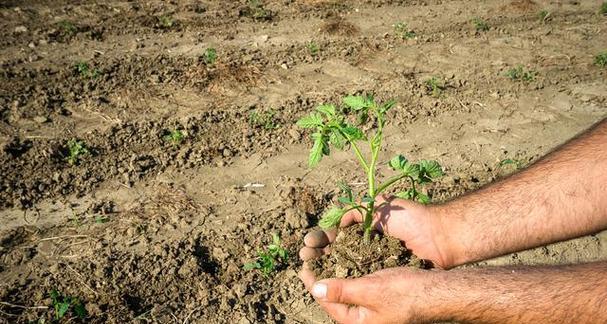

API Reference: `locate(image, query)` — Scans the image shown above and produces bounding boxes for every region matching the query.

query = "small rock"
[280,63,288,70]
[33,116,48,123]
[28,42,35,48]
[223,148,232,157]
[14,26,28,33]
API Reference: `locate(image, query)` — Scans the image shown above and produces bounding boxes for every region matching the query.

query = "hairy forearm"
[434,118,607,266]
[423,262,607,324]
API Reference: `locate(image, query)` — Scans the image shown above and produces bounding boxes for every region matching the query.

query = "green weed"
[158,15,174,29]
[394,22,416,39]
[472,17,489,32]
[163,129,185,146]
[297,95,443,242]
[244,233,288,277]
[75,61,101,79]
[50,289,87,320]
[58,20,77,35]
[246,0,272,21]
[307,41,320,56]
[600,2,607,15]
[425,77,445,97]
[538,10,551,23]
[249,109,279,130]
[505,65,537,82]
[65,139,89,165]
[202,48,217,65]
[595,52,607,68]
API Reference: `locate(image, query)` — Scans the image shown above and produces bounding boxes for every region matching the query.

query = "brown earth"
[1,0,606,323]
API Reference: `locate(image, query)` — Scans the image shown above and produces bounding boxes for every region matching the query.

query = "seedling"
[246,0,272,21]
[158,15,174,29]
[600,2,607,15]
[538,10,551,23]
[65,139,89,165]
[472,17,489,32]
[249,109,279,130]
[499,158,523,170]
[425,77,445,97]
[202,48,217,65]
[244,233,288,277]
[75,61,100,79]
[50,289,87,320]
[297,95,443,242]
[163,129,185,146]
[394,22,416,39]
[58,20,77,35]
[307,41,320,56]
[595,52,607,68]
[505,65,537,82]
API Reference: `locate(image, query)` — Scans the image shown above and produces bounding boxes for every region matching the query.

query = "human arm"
[437,118,607,266]
[300,261,607,324]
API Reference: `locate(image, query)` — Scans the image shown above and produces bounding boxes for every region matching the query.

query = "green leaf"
[389,154,408,171]
[244,261,260,270]
[316,104,336,117]
[341,126,364,141]
[395,189,415,200]
[416,192,430,204]
[337,181,353,202]
[296,113,323,128]
[73,299,87,319]
[402,163,421,178]
[419,160,443,178]
[308,133,327,167]
[361,196,374,204]
[272,233,281,246]
[318,207,345,229]
[343,95,373,110]
[57,302,70,319]
[357,111,369,124]
[338,196,353,204]
[329,130,346,150]
[379,99,397,114]
[371,131,382,153]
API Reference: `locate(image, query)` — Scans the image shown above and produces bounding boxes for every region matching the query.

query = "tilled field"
[1,0,606,323]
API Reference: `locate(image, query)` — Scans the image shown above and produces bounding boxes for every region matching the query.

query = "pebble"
[14,26,28,33]
[33,116,48,123]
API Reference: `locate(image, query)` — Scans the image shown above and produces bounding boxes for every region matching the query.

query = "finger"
[304,229,337,248]
[310,277,373,306]
[339,209,363,227]
[299,264,369,323]
[299,246,332,261]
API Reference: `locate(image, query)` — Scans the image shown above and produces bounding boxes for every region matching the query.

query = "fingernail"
[312,282,327,299]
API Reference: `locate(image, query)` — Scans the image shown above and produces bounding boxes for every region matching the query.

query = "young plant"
[163,129,185,146]
[425,77,445,97]
[394,22,416,39]
[50,289,87,320]
[472,17,489,32]
[158,15,174,29]
[58,20,78,36]
[245,0,272,21]
[244,233,288,277]
[595,52,607,68]
[538,10,551,23]
[65,139,89,165]
[505,65,537,82]
[307,41,320,56]
[75,61,100,79]
[202,48,217,65]
[600,2,607,15]
[249,109,279,130]
[297,95,443,242]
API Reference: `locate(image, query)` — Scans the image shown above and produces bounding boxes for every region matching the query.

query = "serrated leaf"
[341,126,364,141]
[57,302,70,319]
[419,160,443,178]
[329,130,346,150]
[395,188,415,200]
[308,133,325,168]
[296,113,323,128]
[316,104,336,117]
[389,154,408,171]
[318,207,345,229]
[402,163,421,178]
[343,95,373,110]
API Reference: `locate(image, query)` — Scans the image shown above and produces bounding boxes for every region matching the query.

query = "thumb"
[311,277,372,306]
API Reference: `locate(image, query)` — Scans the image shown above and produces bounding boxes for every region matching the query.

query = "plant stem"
[363,204,374,243]
[376,173,407,196]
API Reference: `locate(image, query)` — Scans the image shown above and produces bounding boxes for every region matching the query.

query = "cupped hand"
[299,195,453,269]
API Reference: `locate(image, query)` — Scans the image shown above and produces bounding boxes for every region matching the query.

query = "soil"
[311,225,424,279]
[1,0,606,323]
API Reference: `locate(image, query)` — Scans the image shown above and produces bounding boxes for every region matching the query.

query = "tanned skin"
[299,118,607,324]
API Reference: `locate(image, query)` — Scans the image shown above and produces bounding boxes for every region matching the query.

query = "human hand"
[299,195,454,269]
[299,264,443,324]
